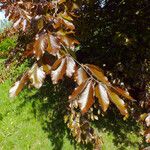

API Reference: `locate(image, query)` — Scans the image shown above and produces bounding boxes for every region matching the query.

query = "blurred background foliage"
[75,0,150,111]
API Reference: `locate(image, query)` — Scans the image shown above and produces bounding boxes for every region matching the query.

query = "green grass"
[0,59,147,150]
[0,37,16,52]
[0,79,146,150]
[0,80,77,150]
[0,81,51,150]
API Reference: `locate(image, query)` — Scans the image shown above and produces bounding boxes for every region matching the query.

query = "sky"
[0,11,5,20]
[0,2,5,20]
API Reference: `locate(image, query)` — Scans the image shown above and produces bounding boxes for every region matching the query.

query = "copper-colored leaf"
[78,80,94,113]
[69,80,88,101]
[145,129,150,143]
[60,11,73,21]
[46,33,60,56]
[23,43,34,58]
[108,90,128,116]
[62,19,75,30]
[9,73,28,97]
[74,67,88,85]
[33,34,47,60]
[22,19,27,32]
[13,18,22,29]
[52,57,63,70]
[57,29,75,36]
[145,113,150,127]
[113,87,133,100]
[57,0,66,4]
[58,35,79,50]
[51,58,66,84]
[53,18,61,29]
[43,64,51,75]
[66,56,76,78]
[37,18,44,31]
[95,83,110,112]
[86,64,109,85]
[28,63,46,89]
[53,11,74,30]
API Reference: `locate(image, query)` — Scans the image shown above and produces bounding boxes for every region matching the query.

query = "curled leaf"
[28,63,46,89]
[9,73,28,97]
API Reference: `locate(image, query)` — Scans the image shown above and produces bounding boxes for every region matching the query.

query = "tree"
[0,0,149,148]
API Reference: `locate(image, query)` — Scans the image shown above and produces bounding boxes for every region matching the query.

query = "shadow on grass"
[14,79,148,150]
[93,110,146,150]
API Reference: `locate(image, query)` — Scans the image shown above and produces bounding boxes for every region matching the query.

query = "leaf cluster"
[0,0,149,148]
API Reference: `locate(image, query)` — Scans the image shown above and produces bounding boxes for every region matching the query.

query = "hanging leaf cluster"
[0,0,137,148]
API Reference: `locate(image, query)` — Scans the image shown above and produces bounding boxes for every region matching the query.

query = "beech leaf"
[74,67,88,85]
[47,33,60,56]
[145,129,150,143]
[66,56,76,78]
[9,73,28,97]
[78,80,94,113]
[85,64,109,85]
[58,35,79,50]
[108,90,128,116]
[69,80,88,101]
[28,63,46,89]
[22,19,27,32]
[43,64,51,75]
[145,113,150,127]
[13,18,22,29]
[63,19,75,30]
[33,34,47,60]
[113,87,133,100]
[51,58,66,84]
[95,83,110,112]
